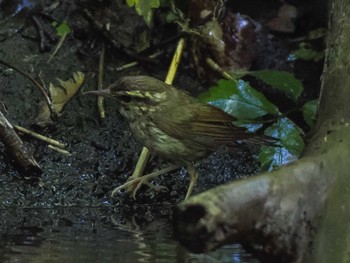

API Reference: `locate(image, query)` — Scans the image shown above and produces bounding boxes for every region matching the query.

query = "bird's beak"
[83,89,112,98]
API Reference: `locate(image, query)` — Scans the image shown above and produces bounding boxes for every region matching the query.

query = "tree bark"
[173,0,350,262]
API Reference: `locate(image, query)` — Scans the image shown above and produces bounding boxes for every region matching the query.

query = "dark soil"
[0,0,325,210]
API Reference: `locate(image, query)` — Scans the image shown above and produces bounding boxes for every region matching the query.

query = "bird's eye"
[118,95,132,103]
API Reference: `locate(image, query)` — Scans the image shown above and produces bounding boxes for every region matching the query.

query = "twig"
[47,31,68,63]
[165,38,185,84]
[98,43,106,119]
[48,145,71,156]
[32,16,51,52]
[205,57,247,80]
[116,51,163,72]
[0,60,54,117]
[14,125,66,148]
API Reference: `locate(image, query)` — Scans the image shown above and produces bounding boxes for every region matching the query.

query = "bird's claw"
[111,176,168,199]
[111,165,180,199]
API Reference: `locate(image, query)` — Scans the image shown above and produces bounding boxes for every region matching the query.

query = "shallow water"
[0,207,259,263]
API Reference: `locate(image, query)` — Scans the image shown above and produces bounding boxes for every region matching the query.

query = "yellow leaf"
[49,71,85,113]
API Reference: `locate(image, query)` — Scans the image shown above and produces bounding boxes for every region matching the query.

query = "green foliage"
[259,118,305,170]
[198,72,315,171]
[55,21,71,37]
[198,79,279,119]
[302,99,318,128]
[290,43,324,62]
[126,0,160,26]
[249,70,303,102]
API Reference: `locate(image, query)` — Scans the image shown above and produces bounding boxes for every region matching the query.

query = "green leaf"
[125,0,160,26]
[259,118,304,171]
[198,79,279,119]
[55,21,71,37]
[126,0,136,6]
[197,79,239,102]
[249,70,303,102]
[302,99,318,128]
[289,43,324,62]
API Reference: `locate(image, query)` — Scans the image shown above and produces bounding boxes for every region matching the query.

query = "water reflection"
[0,208,258,263]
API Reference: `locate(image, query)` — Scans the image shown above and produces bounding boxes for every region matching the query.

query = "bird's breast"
[128,118,208,163]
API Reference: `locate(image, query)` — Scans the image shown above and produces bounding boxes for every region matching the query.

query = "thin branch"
[0,60,54,117]
[14,125,66,149]
[48,145,71,156]
[115,51,163,72]
[98,43,106,119]
[47,31,68,63]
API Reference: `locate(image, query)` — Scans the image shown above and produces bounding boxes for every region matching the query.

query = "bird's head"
[84,76,169,107]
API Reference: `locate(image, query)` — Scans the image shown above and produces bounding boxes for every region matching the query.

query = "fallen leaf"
[50,71,85,113]
[35,72,85,127]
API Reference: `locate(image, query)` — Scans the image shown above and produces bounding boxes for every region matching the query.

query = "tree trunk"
[173,0,350,262]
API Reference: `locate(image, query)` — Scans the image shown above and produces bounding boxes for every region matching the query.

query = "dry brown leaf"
[35,71,84,127]
[50,71,85,113]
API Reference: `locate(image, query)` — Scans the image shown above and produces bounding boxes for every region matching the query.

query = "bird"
[85,75,277,199]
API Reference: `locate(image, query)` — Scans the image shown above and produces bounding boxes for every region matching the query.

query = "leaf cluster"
[198,71,317,171]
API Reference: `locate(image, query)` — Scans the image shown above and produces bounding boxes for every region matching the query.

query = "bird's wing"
[153,102,263,150]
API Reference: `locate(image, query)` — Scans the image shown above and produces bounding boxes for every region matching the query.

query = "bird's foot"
[111,165,181,199]
[111,176,168,199]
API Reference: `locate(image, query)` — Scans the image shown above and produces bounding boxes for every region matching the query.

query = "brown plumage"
[86,75,277,199]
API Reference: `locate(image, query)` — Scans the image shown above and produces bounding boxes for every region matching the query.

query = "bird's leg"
[128,147,150,181]
[185,163,198,199]
[111,164,181,199]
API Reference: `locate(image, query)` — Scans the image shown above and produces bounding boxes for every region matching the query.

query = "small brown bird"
[86,76,277,199]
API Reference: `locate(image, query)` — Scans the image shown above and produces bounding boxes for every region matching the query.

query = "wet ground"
[0,207,260,262]
[0,0,325,262]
